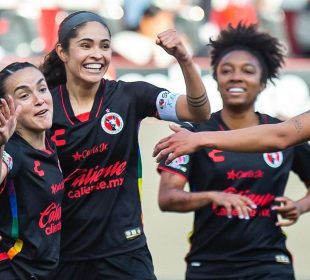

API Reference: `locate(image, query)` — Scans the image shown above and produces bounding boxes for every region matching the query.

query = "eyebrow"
[14,78,45,93]
[220,62,257,67]
[77,38,111,43]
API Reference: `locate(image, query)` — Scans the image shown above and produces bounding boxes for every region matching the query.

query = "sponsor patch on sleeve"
[156,91,181,122]
[2,150,13,172]
[167,155,190,173]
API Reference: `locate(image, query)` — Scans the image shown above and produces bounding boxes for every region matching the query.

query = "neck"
[220,107,259,130]
[66,80,101,115]
[16,129,46,150]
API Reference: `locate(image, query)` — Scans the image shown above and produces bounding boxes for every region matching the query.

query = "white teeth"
[228,87,244,93]
[84,64,102,69]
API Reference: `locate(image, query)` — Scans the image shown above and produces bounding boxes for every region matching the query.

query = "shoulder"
[257,112,282,125]
[192,111,222,132]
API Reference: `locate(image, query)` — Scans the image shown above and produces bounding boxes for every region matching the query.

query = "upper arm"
[286,112,310,145]
[175,95,190,121]
[158,170,188,209]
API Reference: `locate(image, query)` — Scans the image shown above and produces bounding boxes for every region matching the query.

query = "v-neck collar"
[216,111,269,131]
[59,80,106,125]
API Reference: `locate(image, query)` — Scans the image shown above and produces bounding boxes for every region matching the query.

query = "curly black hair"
[209,23,286,84]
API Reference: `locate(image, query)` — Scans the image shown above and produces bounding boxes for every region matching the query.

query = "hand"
[153,124,200,164]
[209,191,257,219]
[0,96,21,146]
[272,196,301,227]
[156,29,190,63]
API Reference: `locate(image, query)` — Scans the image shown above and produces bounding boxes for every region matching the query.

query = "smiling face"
[216,50,265,110]
[57,21,112,87]
[4,67,53,133]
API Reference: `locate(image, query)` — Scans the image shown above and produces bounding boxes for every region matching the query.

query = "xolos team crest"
[101,112,124,134]
[263,152,283,168]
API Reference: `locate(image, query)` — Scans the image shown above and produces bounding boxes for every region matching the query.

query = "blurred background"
[0,0,309,279]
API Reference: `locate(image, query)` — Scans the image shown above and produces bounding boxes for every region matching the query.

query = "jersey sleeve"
[3,141,22,178]
[130,81,181,121]
[157,122,194,179]
[2,150,13,173]
[291,142,310,187]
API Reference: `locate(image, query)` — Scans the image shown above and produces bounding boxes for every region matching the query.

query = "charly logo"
[101,112,124,135]
[263,152,283,168]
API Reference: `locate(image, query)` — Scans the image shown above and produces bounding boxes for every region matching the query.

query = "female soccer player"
[40,10,211,280]
[157,23,310,280]
[0,62,63,280]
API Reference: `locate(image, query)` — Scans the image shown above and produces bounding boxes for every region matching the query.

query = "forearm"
[199,122,299,152]
[296,188,310,215]
[159,188,214,212]
[177,58,210,122]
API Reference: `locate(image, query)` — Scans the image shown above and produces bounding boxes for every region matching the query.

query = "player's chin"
[34,118,53,131]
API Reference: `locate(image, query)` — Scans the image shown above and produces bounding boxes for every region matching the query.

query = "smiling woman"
[156,23,310,280]
[0,62,64,280]
[39,10,211,280]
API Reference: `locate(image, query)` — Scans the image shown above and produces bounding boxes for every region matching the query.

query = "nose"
[34,91,45,105]
[91,47,104,59]
[230,70,243,82]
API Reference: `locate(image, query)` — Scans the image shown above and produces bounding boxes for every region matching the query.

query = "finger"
[158,35,176,47]
[281,213,298,220]
[274,197,287,202]
[14,105,22,118]
[240,205,252,220]
[276,219,295,227]
[165,150,179,164]
[169,124,182,132]
[0,99,10,119]
[155,148,171,163]
[0,112,6,126]
[224,204,232,219]
[7,95,16,116]
[272,205,295,212]
[234,205,247,219]
[241,197,257,209]
[153,138,170,157]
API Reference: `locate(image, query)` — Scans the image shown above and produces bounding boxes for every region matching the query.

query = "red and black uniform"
[158,111,310,280]
[0,133,64,280]
[50,80,176,279]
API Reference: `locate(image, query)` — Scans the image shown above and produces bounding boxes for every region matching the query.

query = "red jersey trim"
[95,79,105,118]
[59,85,74,125]
[157,165,188,180]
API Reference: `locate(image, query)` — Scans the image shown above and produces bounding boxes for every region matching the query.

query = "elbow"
[276,140,290,150]
[158,193,179,212]
[272,134,293,151]
[158,198,172,212]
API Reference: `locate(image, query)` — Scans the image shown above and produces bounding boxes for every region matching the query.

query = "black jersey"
[0,133,64,279]
[158,111,310,273]
[51,79,168,261]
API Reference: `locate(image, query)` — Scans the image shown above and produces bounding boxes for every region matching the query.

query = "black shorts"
[48,245,157,280]
[186,260,295,280]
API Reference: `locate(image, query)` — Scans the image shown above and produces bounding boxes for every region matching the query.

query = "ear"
[55,43,68,63]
